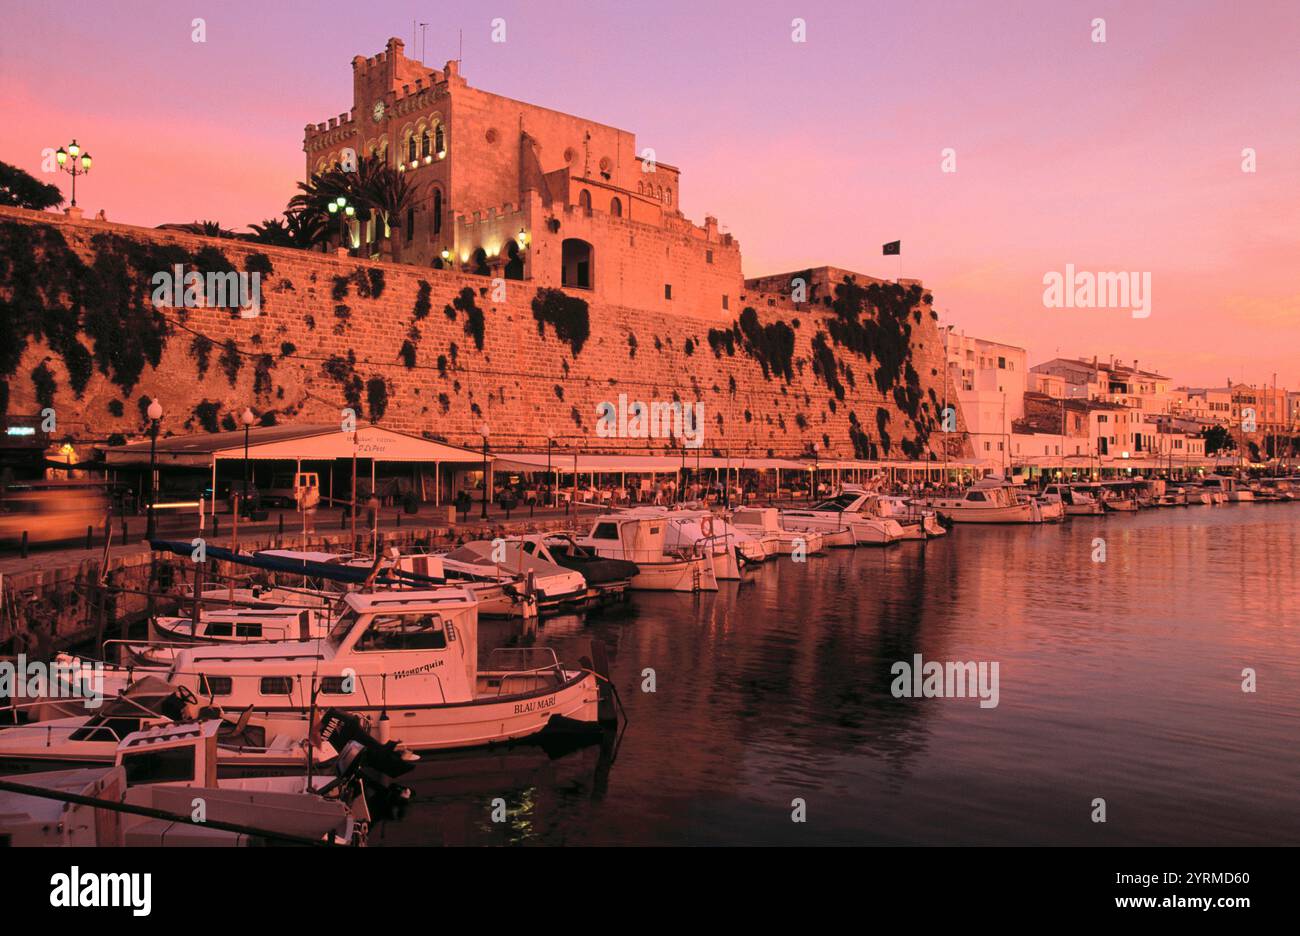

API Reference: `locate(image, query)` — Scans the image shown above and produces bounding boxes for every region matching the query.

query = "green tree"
[0,160,64,210]
[1200,424,1235,455]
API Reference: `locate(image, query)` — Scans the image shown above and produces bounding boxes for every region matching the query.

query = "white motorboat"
[167,588,608,750]
[1203,474,1254,502]
[927,479,1037,524]
[575,514,718,591]
[614,507,758,580]
[1041,483,1106,516]
[729,507,826,557]
[507,533,637,601]
[863,492,948,539]
[0,676,367,774]
[781,493,906,544]
[437,540,589,609]
[0,718,407,846]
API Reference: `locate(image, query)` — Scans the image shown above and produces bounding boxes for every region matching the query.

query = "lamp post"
[480,424,490,520]
[545,429,554,508]
[145,399,162,539]
[327,197,354,255]
[240,408,255,517]
[812,442,820,500]
[54,140,93,210]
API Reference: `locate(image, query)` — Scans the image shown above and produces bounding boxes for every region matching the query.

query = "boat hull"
[247,673,602,751]
[934,503,1036,524]
[630,556,718,591]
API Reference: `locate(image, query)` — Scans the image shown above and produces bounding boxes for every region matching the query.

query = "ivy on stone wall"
[30,361,56,409]
[190,334,213,377]
[245,252,273,276]
[810,332,844,400]
[219,339,242,387]
[531,288,590,355]
[0,221,267,411]
[366,376,389,421]
[707,328,736,357]
[193,400,221,433]
[734,307,795,382]
[253,354,274,398]
[413,280,432,319]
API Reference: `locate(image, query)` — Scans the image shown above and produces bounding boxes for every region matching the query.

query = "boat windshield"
[327,607,360,648]
[814,494,858,512]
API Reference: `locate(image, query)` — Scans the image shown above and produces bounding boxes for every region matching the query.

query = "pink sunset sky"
[1,0,1296,388]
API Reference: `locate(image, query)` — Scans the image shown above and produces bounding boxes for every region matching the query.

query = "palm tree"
[283,209,328,250]
[247,217,292,247]
[362,164,416,263]
[290,156,415,261]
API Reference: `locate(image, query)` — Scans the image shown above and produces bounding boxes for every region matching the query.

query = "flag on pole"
[883,240,901,255]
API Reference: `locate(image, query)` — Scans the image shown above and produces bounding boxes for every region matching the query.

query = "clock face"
[372,101,385,122]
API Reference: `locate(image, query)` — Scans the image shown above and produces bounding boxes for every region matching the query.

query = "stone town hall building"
[304,37,745,320]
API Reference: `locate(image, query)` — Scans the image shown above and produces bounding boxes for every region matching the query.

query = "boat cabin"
[170,588,481,712]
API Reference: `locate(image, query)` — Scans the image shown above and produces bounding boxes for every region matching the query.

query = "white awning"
[103,425,486,467]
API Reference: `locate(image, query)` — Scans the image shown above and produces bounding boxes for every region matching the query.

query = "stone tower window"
[420,129,431,159]
[578,190,592,217]
[432,189,443,236]
[610,196,622,218]
[434,123,446,157]
[407,134,417,163]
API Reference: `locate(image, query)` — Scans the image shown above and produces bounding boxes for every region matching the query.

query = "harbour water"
[377,504,1300,846]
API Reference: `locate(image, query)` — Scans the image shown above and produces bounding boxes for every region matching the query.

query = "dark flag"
[883,240,901,255]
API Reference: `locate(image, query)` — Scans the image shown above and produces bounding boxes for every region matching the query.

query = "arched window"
[434,123,445,156]
[578,190,592,216]
[405,206,415,243]
[610,197,622,217]
[432,188,443,236]
[665,188,672,205]
[407,133,417,163]
[471,247,490,276]
[420,129,431,159]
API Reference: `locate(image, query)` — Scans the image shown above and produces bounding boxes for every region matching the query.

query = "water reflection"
[381,505,1300,845]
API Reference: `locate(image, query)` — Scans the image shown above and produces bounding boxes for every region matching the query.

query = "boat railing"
[482,648,565,694]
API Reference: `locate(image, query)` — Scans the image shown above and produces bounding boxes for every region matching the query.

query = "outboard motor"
[317,710,419,820]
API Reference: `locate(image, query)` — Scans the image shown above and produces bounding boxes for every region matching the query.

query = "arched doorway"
[561,238,593,289]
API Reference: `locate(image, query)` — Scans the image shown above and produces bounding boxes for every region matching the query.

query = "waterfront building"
[943,329,1028,468]
[1030,356,1173,414]
[303,37,742,319]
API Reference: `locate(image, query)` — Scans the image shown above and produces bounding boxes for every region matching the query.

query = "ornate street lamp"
[480,423,490,520]
[54,140,93,209]
[145,399,163,538]
[327,196,354,254]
